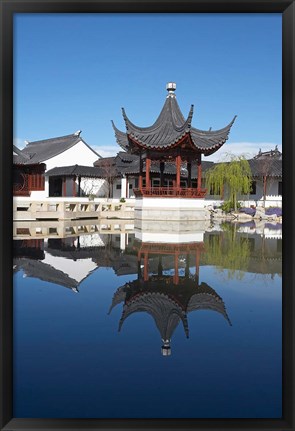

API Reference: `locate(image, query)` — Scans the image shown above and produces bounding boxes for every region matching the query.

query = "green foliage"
[202,222,251,280]
[205,154,252,211]
[120,198,126,203]
[221,200,241,213]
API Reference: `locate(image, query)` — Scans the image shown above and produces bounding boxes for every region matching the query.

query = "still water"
[13,221,282,418]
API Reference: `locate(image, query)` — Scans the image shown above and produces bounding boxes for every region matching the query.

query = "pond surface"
[13,221,282,418]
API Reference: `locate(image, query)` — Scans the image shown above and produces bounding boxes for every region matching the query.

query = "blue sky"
[14,13,282,161]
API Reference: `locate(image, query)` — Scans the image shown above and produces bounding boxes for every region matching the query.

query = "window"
[129,183,133,189]
[116,184,121,190]
[278,181,282,196]
[29,173,45,191]
[152,179,160,187]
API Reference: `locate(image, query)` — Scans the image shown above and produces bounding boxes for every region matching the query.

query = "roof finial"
[166,82,176,98]
[161,339,171,356]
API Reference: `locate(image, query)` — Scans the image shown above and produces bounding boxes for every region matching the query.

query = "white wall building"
[18,131,102,198]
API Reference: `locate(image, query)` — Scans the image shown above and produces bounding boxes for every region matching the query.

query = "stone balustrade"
[13,198,135,221]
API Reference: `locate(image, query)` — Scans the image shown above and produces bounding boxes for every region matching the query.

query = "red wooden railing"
[133,187,207,198]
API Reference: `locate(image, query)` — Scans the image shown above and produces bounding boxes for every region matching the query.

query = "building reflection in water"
[13,221,281,356]
[109,239,231,356]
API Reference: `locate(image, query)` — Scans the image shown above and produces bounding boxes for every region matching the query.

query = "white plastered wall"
[205,178,282,207]
[45,140,99,170]
[31,140,100,198]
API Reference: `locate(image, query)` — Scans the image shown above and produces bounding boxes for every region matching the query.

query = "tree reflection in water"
[202,221,251,280]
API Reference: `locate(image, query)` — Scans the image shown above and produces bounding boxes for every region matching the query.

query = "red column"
[176,155,181,189]
[139,153,143,191]
[197,154,202,191]
[187,162,192,188]
[146,158,151,190]
[173,252,179,285]
[63,176,67,197]
[126,175,129,198]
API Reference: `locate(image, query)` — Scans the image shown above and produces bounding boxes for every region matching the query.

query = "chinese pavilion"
[109,240,231,356]
[112,82,236,199]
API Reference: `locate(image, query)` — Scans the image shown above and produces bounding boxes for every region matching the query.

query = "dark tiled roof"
[112,88,236,156]
[110,279,230,342]
[248,158,282,178]
[119,291,186,340]
[190,117,236,156]
[94,156,116,167]
[46,164,105,178]
[13,145,31,165]
[21,132,100,164]
[253,147,282,160]
[13,258,78,290]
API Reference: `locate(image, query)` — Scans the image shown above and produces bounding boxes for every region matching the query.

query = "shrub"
[265,207,282,217]
[221,200,241,213]
[120,198,126,203]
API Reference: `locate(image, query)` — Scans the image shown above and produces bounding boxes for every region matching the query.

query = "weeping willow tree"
[205,154,252,211]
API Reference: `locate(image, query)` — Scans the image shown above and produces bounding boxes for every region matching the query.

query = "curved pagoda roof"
[109,277,231,349]
[112,83,237,156]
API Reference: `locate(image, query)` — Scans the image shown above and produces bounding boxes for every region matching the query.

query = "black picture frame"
[1,1,294,430]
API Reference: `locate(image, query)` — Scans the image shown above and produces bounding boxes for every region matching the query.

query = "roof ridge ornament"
[166,82,176,98]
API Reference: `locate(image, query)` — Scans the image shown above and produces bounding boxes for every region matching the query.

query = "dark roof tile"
[112,87,236,155]
[46,165,105,178]
[21,132,100,164]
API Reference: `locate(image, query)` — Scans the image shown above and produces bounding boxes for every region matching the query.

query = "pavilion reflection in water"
[109,240,231,356]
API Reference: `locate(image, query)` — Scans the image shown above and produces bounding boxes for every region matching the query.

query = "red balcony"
[133,187,207,198]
